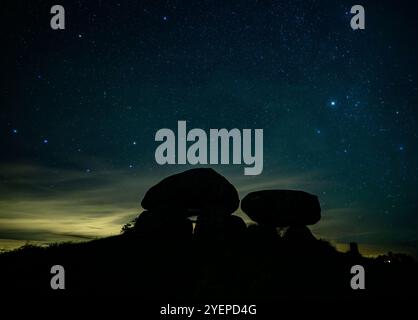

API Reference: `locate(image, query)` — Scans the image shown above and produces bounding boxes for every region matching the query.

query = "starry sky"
[1,0,418,257]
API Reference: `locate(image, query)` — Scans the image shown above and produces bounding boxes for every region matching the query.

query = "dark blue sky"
[1,0,417,257]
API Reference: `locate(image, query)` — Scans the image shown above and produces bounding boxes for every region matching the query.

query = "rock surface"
[141,168,240,217]
[241,190,321,226]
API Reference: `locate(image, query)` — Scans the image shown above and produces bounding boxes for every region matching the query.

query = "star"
[86,168,91,173]
[162,16,168,21]
[399,145,404,152]
[43,139,48,144]
[315,129,321,135]
[129,164,134,169]
[330,100,336,107]
[12,129,18,134]
[132,141,137,145]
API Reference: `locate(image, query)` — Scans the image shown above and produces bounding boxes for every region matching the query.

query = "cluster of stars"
[9,128,138,171]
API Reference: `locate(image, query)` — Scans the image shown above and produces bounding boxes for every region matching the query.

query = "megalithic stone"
[141,168,240,217]
[241,190,321,226]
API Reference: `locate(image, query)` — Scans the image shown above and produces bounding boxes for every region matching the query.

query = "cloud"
[0,162,327,248]
[0,162,416,258]
[0,162,153,247]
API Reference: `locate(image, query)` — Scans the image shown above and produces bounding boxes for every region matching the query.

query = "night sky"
[1,0,417,257]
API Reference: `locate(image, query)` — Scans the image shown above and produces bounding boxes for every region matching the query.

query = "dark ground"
[0,221,416,300]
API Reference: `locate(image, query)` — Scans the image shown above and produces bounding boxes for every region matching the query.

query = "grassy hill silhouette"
[0,168,416,299]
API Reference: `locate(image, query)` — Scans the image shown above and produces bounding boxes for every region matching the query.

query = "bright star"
[12,129,18,134]
[43,139,48,144]
[162,16,168,21]
[132,141,137,145]
[330,101,336,106]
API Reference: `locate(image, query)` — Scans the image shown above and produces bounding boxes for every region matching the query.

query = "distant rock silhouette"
[241,190,321,226]
[347,242,361,259]
[141,168,239,217]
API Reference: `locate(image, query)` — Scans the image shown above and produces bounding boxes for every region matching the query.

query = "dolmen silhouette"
[2,167,416,299]
[241,190,321,244]
[132,168,244,298]
[240,189,324,297]
[132,168,322,249]
[135,168,244,242]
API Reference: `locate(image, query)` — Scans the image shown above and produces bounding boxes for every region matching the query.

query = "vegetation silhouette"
[0,168,417,299]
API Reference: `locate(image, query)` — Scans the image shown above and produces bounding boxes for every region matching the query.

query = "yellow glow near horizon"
[0,163,415,259]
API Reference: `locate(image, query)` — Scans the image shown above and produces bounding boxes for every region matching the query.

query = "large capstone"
[241,190,321,226]
[141,168,239,217]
